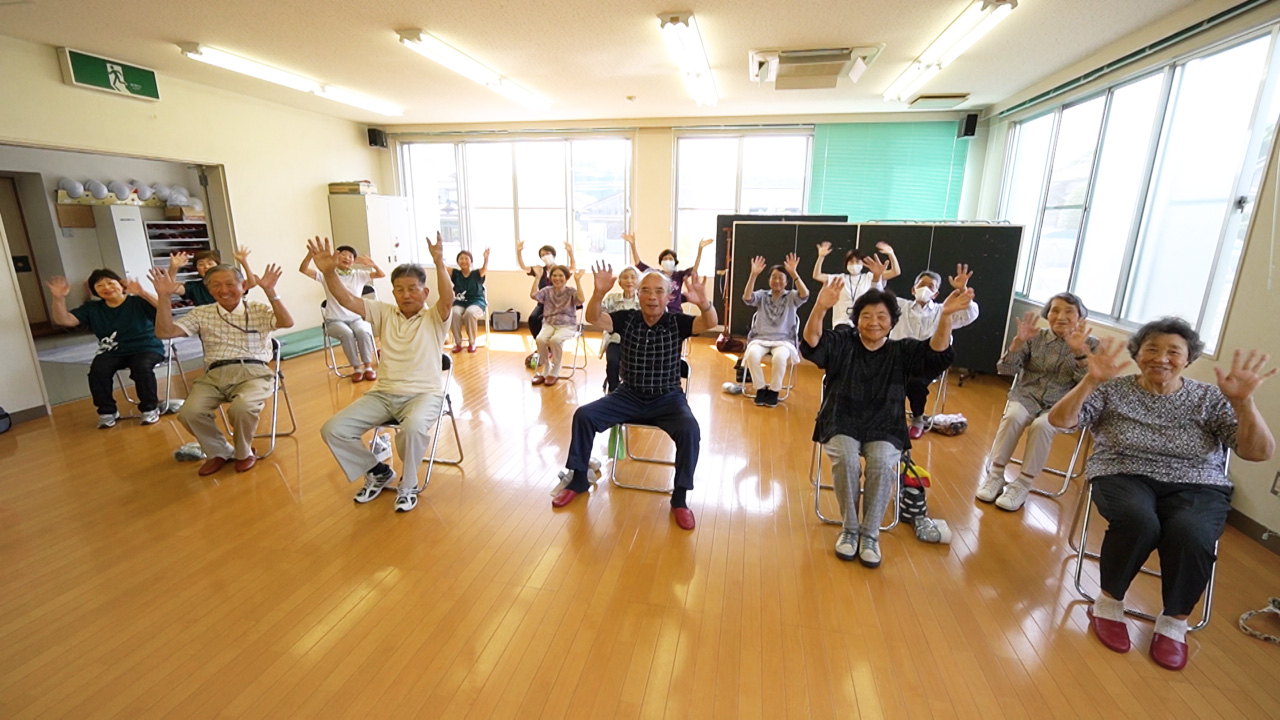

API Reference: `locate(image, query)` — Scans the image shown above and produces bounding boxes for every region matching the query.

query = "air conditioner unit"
[749,45,883,89]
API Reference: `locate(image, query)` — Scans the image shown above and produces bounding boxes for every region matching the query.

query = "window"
[998,29,1280,352]
[400,137,631,271]
[675,133,811,275]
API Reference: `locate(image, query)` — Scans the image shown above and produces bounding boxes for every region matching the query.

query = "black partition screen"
[712,214,846,317]
[727,222,1023,374]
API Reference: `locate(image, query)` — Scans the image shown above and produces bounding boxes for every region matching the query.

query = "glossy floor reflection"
[1,336,1278,718]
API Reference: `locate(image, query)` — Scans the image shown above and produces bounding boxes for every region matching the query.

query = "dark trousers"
[604,343,623,393]
[528,304,544,340]
[905,376,931,417]
[87,351,165,414]
[1092,473,1232,617]
[566,387,700,491]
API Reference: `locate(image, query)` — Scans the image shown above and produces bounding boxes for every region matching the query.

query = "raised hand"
[591,261,615,295]
[621,232,636,246]
[148,267,180,297]
[306,236,339,274]
[749,255,767,274]
[233,246,252,265]
[863,254,888,277]
[354,255,376,268]
[783,252,800,275]
[257,264,283,294]
[169,251,192,271]
[1086,337,1131,385]
[699,236,715,249]
[573,268,586,282]
[1215,349,1277,404]
[816,275,845,309]
[427,231,445,264]
[1064,318,1091,355]
[948,263,972,290]
[45,275,71,298]
[939,287,975,316]
[683,272,709,307]
[875,241,894,254]
[516,239,525,256]
[482,247,491,262]
[125,276,144,296]
[816,241,832,258]
[1015,310,1040,342]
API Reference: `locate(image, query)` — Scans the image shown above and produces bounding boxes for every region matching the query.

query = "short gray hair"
[1128,316,1205,364]
[914,270,942,287]
[639,269,673,294]
[390,264,427,285]
[202,264,243,285]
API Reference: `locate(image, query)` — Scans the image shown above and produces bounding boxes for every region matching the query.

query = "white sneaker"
[141,409,161,425]
[995,481,1032,512]
[975,468,1006,503]
[97,412,119,429]
[834,531,858,561]
[394,492,418,513]
[354,467,396,504]
[858,535,882,568]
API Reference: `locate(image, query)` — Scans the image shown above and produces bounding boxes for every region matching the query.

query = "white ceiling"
[0,0,1202,126]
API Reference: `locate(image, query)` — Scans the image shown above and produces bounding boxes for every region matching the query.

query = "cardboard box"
[164,205,206,220]
[328,181,376,195]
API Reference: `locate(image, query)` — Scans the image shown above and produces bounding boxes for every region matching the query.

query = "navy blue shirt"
[71,295,164,357]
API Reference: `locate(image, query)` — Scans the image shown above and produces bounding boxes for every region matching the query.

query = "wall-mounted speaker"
[367,128,388,148]
[958,113,979,138]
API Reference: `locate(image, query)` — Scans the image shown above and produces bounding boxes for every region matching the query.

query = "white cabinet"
[328,194,410,300]
[93,205,154,292]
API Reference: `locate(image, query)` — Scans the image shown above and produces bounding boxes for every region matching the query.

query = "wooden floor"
[2,335,1279,719]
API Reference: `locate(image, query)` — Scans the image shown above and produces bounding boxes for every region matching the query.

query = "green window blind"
[808,122,968,221]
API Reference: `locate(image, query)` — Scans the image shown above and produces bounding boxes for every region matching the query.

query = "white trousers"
[988,400,1061,482]
[743,340,796,391]
[536,324,578,377]
[325,318,376,367]
[320,391,444,485]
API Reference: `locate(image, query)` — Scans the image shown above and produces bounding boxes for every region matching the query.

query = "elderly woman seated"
[1047,317,1275,671]
[741,253,809,406]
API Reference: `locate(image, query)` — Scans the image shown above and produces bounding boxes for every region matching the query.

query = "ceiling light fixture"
[178,43,403,116]
[658,12,718,107]
[882,0,1018,103]
[396,29,549,110]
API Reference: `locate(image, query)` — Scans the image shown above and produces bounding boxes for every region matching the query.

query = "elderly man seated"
[551,263,718,530]
[311,234,452,514]
[150,261,293,475]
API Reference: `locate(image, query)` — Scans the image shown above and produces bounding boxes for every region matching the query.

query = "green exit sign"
[58,47,160,101]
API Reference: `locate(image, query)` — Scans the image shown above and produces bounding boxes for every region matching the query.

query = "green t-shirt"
[71,295,164,357]
[184,278,216,306]
[451,269,487,309]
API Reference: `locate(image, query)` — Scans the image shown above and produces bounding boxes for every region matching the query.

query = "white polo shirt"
[363,299,445,396]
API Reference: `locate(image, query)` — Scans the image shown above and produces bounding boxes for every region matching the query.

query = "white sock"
[1154,614,1189,643]
[1093,595,1125,622]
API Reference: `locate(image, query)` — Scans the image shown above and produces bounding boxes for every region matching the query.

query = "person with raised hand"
[552,263,718,530]
[449,247,489,354]
[977,292,1098,511]
[312,234,452,514]
[149,259,292,475]
[514,239,575,368]
[528,264,585,387]
[889,263,981,437]
[741,252,809,407]
[300,242,384,381]
[167,248,257,306]
[811,240,900,327]
[47,270,165,428]
[802,277,971,568]
[1047,318,1275,671]
[623,232,714,312]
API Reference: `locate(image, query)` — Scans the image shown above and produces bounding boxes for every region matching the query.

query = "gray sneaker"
[97,412,119,429]
[858,535,882,568]
[141,409,161,425]
[394,492,418,513]
[354,467,396,504]
[834,531,858,561]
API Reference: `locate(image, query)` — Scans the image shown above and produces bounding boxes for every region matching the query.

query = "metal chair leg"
[810,441,900,531]
[609,424,676,493]
[929,368,949,417]
[1014,428,1091,498]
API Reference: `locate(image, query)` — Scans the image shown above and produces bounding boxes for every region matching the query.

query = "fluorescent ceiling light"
[882,0,1018,103]
[397,29,549,110]
[658,12,718,107]
[179,43,403,116]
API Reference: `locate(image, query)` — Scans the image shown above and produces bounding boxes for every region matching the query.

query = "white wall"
[0,34,381,416]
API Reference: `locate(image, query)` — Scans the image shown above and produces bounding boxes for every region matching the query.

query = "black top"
[612,310,695,396]
[801,325,954,449]
[70,295,164,357]
[184,278,216,306]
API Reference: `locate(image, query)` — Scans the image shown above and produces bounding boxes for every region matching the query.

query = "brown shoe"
[234,454,257,473]
[198,456,228,476]
[532,375,546,386]
[351,371,365,383]
[544,377,559,386]
[363,370,377,382]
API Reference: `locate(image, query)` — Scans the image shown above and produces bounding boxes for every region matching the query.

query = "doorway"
[0,176,53,336]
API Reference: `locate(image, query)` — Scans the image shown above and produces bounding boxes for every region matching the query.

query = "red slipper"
[1150,632,1188,670]
[552,488,581,508]
[672,507,696,530]
[1088,609,1131,654]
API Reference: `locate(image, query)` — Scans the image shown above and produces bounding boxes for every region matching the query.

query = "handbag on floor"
[0,406,10,434]
[491,309,520,332]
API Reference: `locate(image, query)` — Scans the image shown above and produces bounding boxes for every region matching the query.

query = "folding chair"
[609,359,690,494]
[809,378,902,531]
[929,368,950,416]
[1068,456,1226,631]
[368,353,464,496]
[558,306,589,380]
[218,337,297,458]
[1012,426,1092,498]
[114,338,190,417]
[739,352,798,402]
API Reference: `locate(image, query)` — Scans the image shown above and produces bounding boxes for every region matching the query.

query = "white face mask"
[847,263,863,275]
[661,259,677,273]
[914,286,936,302]
[540,254,554,265]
